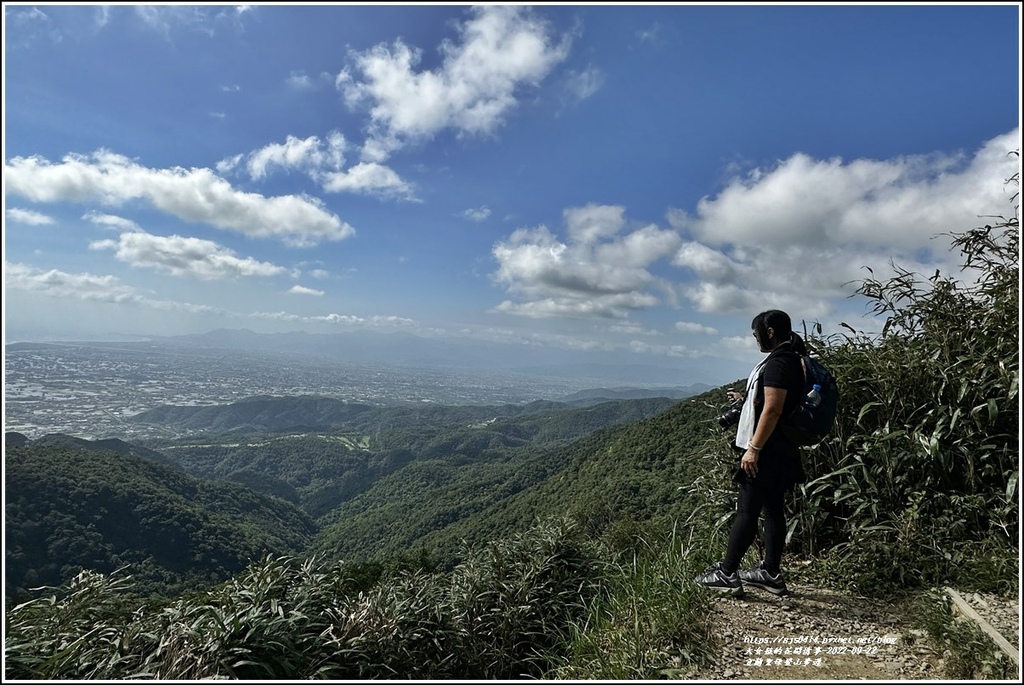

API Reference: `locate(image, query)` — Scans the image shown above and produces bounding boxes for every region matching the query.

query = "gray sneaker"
[695,562,744,597]
[738,565,788,595]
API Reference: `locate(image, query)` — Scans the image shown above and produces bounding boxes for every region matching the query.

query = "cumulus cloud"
[4,150,355,247]
[667,127,1021,316]
[219,131,419,200]
[89,230,288,280]
[491,204,682,319]
[288,285,324,296]
[488,128,1019,331]
[339,5,571,160]
[321,162,417,200]
[244,132,346,181]
[6,208,55,225]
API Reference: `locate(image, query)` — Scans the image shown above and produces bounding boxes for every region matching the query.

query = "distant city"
[4,341,629,441]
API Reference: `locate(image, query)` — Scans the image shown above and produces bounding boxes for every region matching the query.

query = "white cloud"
[4,261,215,316]
[671,241,740,283]
[369,315,416,326]
[675,321,719,335]
[287,72,315,90]
[565,66,604,101]
[321,162,417,200]
[249,311,416,327]
[490,129,1019,330]
[6,208,55,225]
[82,211,141,231]
[564,203,625,244]
[5,262,139,303]
[216,153,243,174]
[132,5,251,38]
[88,230,288,280]
[667,127,1021,316]
[4,150,355,247]
[461,206,492,221]
[245,132,346,181]
[492,206,681,320]
[339,5,571,159]
[610,321,660,336]
[288,285,324,296]
[4,261,417,330]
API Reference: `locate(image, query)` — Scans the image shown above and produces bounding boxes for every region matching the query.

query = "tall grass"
[551,526,717,679]
[4,518,611,680]
[785,157,1019,596]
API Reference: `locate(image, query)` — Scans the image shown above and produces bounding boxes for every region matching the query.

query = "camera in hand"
[717,398,744,428]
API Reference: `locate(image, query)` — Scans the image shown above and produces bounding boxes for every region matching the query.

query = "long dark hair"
[752,309,807,354]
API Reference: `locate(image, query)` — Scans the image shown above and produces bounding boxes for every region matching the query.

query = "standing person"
[695,310,807,597]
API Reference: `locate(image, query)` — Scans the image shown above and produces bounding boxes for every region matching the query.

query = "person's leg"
[761,483,786,575]
[721,480,765,574]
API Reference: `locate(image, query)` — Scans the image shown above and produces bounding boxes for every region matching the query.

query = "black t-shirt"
[757,348,805,444]
[736,344,806,489]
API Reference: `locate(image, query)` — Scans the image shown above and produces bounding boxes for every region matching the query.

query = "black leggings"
[722,479,786,575]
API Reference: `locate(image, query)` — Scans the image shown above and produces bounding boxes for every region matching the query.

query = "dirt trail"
[666,580,1019,680]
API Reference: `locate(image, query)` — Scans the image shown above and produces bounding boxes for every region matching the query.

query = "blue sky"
[3,3,1021,385]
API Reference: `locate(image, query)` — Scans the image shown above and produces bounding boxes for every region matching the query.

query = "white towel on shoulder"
[735,358,768,450]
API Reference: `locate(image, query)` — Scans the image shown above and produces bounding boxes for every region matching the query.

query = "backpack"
[781,353,839,446]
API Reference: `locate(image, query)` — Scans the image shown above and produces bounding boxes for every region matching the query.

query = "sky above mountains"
[4,3,1021,385]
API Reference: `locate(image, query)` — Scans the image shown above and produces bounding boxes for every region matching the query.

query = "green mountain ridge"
[313,394,720,564]
[5,394,689,598]
[5,442,317,600]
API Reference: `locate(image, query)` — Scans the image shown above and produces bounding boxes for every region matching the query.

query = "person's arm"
[740,385,788,478]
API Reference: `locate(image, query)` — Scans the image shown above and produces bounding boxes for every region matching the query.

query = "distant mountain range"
[150,328,733,386]
[558,385,714,403]
[125,394,683,438]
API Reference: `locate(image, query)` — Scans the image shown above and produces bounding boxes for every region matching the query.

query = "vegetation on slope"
[5,446,317,601]
[789,160,1019,597]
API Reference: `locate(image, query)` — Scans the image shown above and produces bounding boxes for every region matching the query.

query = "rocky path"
[668,581,1020,680]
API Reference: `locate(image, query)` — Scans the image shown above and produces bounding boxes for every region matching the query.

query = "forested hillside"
[312,393,726,565]
[138,396,678,520]
[5,445,316,600]
[5,396,680,598]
